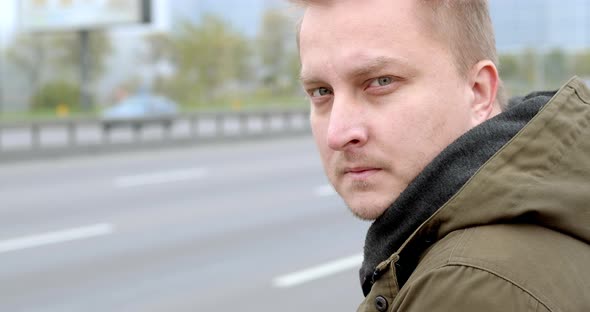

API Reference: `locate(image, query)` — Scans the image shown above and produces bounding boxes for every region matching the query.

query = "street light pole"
[79,29,91,111]
[0,29,4,116]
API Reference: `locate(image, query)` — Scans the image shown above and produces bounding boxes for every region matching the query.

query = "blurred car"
[101,94,179,131]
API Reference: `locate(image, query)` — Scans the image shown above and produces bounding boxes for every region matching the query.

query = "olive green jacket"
[358,77,590,312]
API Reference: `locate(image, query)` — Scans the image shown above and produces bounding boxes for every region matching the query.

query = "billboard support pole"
[0,30,4,116]
[79,29,91,111]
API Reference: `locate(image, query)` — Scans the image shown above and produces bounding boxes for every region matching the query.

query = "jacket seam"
[503,82,588,184]
[442,262,556,312]
[535,85,587,178]
[531,293,540,312]
[497,85,573,179]
[386,262,397,302]
[573,86,590,104]
[447,229,467,263]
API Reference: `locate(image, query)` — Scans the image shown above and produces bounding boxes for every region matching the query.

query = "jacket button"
[375,295,388,312]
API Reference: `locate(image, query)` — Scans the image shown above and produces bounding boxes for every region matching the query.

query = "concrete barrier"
[0,109,311,163]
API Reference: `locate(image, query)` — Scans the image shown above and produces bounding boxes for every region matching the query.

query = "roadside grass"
[0,109,99,122]
[179,94,308,112]
[0,95,309,122]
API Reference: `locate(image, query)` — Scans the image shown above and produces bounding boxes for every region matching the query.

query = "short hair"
[419,0,507,109]
[292,0,508,110]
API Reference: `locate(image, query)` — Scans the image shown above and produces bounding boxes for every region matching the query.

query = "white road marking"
[314,184,337,197]
[0,223,114,254]
[114,168,207,188]
[272,253,363,288]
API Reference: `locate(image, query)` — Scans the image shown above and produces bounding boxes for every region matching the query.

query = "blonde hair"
[292,0,508,109]
[419,0,507,109]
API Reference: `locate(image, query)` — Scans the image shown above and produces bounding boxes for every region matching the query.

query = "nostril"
[327,127,368,150]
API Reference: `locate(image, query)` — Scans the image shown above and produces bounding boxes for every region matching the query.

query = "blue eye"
[369,76,393,87]
[311,87,333,97]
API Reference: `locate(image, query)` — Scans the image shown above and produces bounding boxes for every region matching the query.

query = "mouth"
[343,167,382,180]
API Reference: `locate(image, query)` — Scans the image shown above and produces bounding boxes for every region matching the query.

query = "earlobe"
[470,60,500,125]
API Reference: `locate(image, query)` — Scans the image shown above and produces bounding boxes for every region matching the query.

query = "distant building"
[491,0,590,52]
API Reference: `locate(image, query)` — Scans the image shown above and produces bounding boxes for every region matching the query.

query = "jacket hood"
[424,76,590,245]
[360,77,590,295]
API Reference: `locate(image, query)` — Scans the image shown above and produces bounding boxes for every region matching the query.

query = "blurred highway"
[0,136,368,311]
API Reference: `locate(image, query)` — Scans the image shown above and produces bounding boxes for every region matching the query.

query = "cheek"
[405,81,468,130]
[376,91,451,158]
[383,91,437,136]
[406,96,471,158]
[310,115,332,158]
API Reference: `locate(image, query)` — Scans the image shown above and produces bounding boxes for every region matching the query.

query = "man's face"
[300,0,478,220]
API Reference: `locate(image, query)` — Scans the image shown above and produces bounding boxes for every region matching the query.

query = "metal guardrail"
[0,109,310,162]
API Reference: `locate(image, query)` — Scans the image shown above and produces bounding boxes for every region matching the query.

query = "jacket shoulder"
[393,264,550,312]
[403,224,590,312]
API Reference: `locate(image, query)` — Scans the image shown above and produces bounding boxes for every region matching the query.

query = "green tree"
[257,9,296,95]
[498,54,520,80]
[286,48,302,94]
[6,34,51,95]
[142,32,175,94]
[521,48,538,86]
[544,48,569,85]
[144,32,175,63]
[7,31,112,111]
[51,30,113,82]
[159,16,251,106]
[573,50,590,77]
[31,80,81,111]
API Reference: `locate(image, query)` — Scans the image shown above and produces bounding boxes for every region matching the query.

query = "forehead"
[299,0,423,43]
[298,0,443,77]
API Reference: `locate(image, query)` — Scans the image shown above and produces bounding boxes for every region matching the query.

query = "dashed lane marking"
[0,223,114,254]
[114,168,207,188]
[272,253,363,288]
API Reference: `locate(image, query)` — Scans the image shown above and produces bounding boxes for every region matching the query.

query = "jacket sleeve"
[392,265,550,312]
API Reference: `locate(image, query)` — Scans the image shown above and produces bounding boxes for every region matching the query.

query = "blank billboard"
[19,0,151,32]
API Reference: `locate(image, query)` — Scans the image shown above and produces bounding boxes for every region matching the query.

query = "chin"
[347,200,390,221]
[336,187,395,220]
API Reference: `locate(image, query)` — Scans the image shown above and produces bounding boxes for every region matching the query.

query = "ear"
[468,60,500,125]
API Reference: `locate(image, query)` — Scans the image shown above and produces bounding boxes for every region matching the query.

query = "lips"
[346,167,377,173]
[344,167,381,179]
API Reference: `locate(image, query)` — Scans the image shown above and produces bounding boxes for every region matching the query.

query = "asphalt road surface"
[0,135,369,311]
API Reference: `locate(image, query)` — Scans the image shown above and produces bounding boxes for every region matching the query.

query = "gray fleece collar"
[360,90,555,296]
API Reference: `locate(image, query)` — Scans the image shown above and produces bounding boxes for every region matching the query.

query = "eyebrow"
[299,55,410,85]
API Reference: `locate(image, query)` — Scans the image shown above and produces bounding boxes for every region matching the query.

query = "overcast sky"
[0,0,16,44]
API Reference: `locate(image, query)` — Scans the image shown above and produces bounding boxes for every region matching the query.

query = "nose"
[326,94,368,151]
